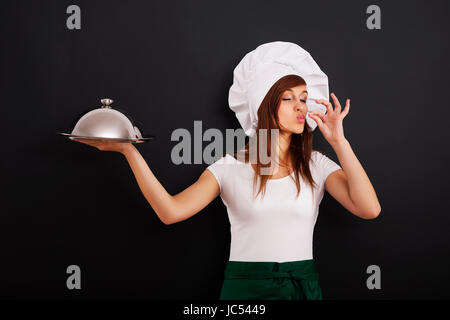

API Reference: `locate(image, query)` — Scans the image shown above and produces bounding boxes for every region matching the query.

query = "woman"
[73,42,381,300]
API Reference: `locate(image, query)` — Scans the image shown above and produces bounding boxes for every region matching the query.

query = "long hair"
[231,74,318,200]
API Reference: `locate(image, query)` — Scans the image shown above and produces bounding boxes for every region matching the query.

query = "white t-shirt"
[206,150,341,263]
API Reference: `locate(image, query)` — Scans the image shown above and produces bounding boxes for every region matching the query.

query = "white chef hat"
[229,41,329,136]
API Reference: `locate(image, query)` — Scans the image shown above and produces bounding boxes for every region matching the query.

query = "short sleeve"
[312,151,342,185]
[206,155,233,193]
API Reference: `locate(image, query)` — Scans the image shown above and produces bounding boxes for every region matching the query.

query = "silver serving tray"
[57,132,154,143]
[58,98,155,144]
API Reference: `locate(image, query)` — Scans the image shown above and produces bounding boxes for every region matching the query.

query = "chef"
[206,41,381,300]
[72,41,381,300]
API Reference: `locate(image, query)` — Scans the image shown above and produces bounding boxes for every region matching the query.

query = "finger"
[330,93,342,113]
[341,99,350,118]
[74,138,100,148]
[309,112,324,129]
[316,99,333,115]
[309,111,325,122]
[76,139,95,146]
[72,138,88,144]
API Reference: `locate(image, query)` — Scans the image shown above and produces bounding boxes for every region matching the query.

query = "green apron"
[219,259,323,300]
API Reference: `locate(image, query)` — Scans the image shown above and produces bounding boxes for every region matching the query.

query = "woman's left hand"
[308,92,350,145]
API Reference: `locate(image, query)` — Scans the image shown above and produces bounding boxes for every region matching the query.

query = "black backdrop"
[1,0,449,300]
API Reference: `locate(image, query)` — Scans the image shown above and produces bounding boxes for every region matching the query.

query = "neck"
[278,131,292,167]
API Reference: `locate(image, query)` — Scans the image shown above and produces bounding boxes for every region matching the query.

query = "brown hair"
[231,74,319,200]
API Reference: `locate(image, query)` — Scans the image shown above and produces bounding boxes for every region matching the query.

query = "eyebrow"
[286,89,308,95]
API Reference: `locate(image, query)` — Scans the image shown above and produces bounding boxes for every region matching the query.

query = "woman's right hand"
[72,138,133,154]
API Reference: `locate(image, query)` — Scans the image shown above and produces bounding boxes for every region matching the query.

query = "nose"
[295,102,305,113]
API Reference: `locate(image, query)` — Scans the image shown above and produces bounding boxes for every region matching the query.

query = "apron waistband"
[222,260,322,300]
[223,259,320,281]
[224,269,319,281]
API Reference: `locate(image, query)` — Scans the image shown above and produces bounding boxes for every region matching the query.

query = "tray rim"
[57,132,155,143]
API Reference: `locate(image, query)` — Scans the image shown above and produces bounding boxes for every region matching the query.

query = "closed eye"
[282,98,307,103]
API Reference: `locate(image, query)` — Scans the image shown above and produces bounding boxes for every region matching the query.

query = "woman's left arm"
[309,93,381,220]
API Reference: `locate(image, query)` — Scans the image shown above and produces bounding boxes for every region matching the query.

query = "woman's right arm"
[122,144,220,225]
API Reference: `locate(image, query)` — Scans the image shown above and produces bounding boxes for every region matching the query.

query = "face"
[277,85,308,135]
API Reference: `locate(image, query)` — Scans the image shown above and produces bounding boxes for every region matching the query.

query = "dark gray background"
[1,0,449,299]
